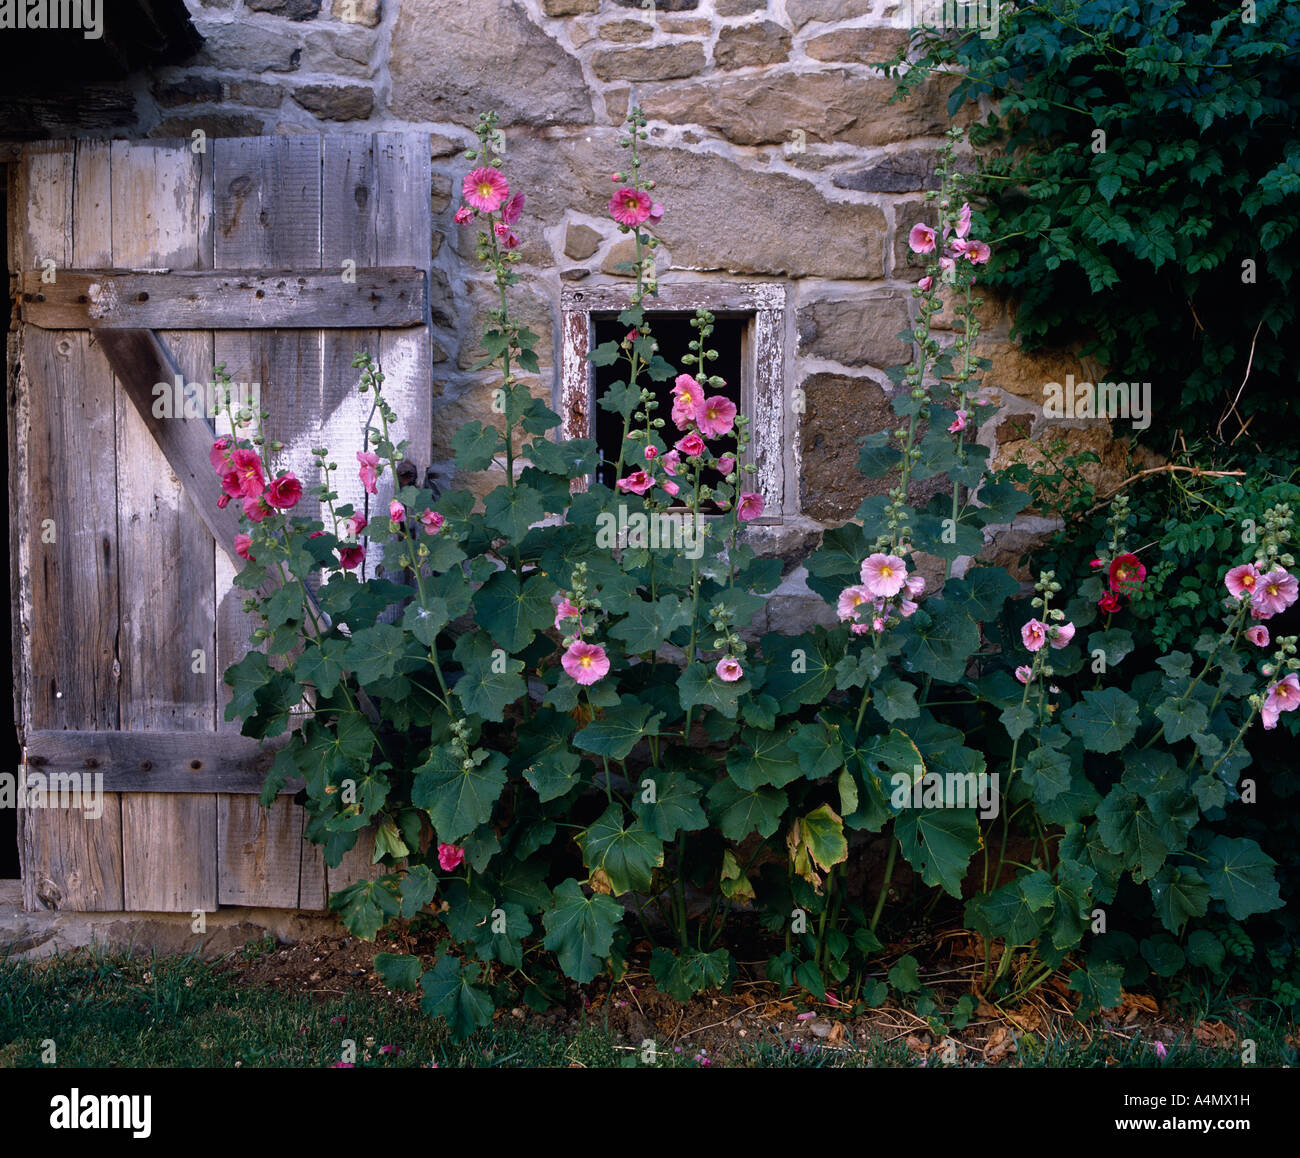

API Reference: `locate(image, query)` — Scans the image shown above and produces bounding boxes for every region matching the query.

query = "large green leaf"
[541,878,623,983]
[706,779,788,841]
[966,873,1052,946]
[1150,864,1210,934]
[373,952,422,992]
[900,601,981,684]
[346,623,408,685]
[677,661,749,719]
[726,727,802,790]
[1067,961,1124,1019]
[576,804,665,895]
[1154,696,1209,744]
[649,947,732,1002]
[788,720,844,780]
[420,955,494,1042]
[1204,836,1283,920]
[1063,688,1141,753]
[475,569,558,653]
[1096,788,1174,881]
[609,595,692,653]
[451,421,500,471]
[799,804,848,872]
[872,675,921,722]
[482,483,546,542]
[451,632,526,722]
[761,632,845,708]
[573,696,664,760]
[411,745,508,844]
[893,808,980,898]
[632,771,708,841]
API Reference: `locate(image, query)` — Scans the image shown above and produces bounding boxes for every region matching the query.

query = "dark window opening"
[592,312,745,506]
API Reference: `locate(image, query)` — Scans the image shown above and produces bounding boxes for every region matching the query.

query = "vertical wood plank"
[216,795,305,907]
[111,140,218,912]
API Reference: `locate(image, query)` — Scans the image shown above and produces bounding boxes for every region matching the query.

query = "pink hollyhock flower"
[1015,665,1032,684]
[962,240,991,265]
[1252,568,1298,617]
[1098,591,1121,614]
[462,167,508,212]
[837,584,873,621]
[939,256,956,275]
[904,573,926,599]
[908,223,937,254]
[1021,619,1048,652]
[898,599,919,618]
[648,202,665,225]
[419,509,444,535]
[917,276,933,291]
[850,622,871,635]
[217,493,230,509]
[502,232,520,250]
[860,553,907,598]
[717,455,736,476]
[230,448,265,498]
[737,492,765,522]
[662,450,681,477]
[1090,558,1105,569]
[554,596,581,631]
[955,202,972,239]
[338,545,365,571]
[948,409,967,434]
[661,479,680,498]
[437,843,466,872]
[347,512,368,539]
[379,1044,400,1055]
[357,451,380,495]
[1225,563,1261,600]
[562,641,610,685]
[501,191,525,226]
[210,437,234,472]
[676,432,706,458]
[1153,1042,1167,1062]
[389,500,406,522]
[243,495,272,522]
[616,470,654,494]
[221,470,243,499]
[644,445,659,460]
[698,395,737,439]
[609,187,652,227]
[1049,621,1076,649]
[1108,553,1146,594]
[453,206,473,225]
[1246,625,1270,647]
[234,533,254,562]
[671,375,705,429]
[309,531,325,538]
[716,657,744,683]
[493,221,509,238]
[267,473,302,509]
[1261,673,1300,730]
[872,617,886,633]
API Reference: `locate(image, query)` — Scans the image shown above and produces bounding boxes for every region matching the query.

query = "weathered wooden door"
[10,133,438,912]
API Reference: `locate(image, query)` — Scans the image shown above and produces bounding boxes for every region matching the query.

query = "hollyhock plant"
[661,450,681,477]
[221,470,243,499]
[1252,568,1298,617]
[1021,619,1048,652]
[909,223,937,254]
[716,657,744,683]
[1225,563,1261,600]
[609,187,652,227]
[243,495,272,523]
[644,445,659,461]
[717,455,735,476]
[234,533,254,562]
[438,843,466,872]
[462,167,509,212]
[736,492,765,522]
[955,202,972,239]
[1015,665,1032,684]
[1261,673,1300,730]
[554,596,581,632]
[358,451,380,495]
[267,473,302,509]
[861,553,908,598]
[948,409,967,434]
[210,437,234,472]
[347,512,368,539]
[501,191,525,226]
[562,641,610,685]
[419,509,444,535]
[904,573,926,599]
[961,240,991,264]
[616,470,654,494]
[661,479,680,498]
[1098,591,1122,613]
[697,395,737,439]
[917,276,933,291]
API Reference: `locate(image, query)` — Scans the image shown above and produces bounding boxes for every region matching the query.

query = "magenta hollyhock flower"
[230,448,265,498]
[1108,553,1146,594]
[948,409,968,434]
[234,533,254,562]
[1021,619,1048,652]
[379,1044,401,1055]
[210,436,234,472]
[716,657,744,683]
[644,445,659,460]
[243,495,272,522]
[357,451,380,495]
[501,191,525,226]
[502,232,520,250]
[676,432,706,458]
[860,553,907,598]
[616,470,654,494]
[662,450,681,477]
[837,584,873,621]
[562,641,611,685]
[347,512,368,539]
[221,470,243,499]
[1090,558,1105,569]
[1015,665,1032,684]
[904,573,926,599]
[737,492,765,522]
[389,499,406,522]
[908,223,937,254]
[453,206,473,225]
[493,221,509,238]
[1153,1042,1167,1061]
[1252,568,1298,617]
[1246,625,1270,647]
[717,455,736,475]
[437,843,466,872]
[698,395,737,439]
[963,240,991,264]
[217,493,230,509]
[419,509,444,535]
[267,473,302,509]
[955,202,972,239]
[671,375,704,429]
[917,276,933,291]
[554,596,581,631]
[1049,621,1076,649]
[648,202,665,225]
[462,167,509,212]
[609,187,652,227]
[1098,591,1121,614]
[338,544,365,571]
[1225,563,1261,600]
[1262,673,1300,729]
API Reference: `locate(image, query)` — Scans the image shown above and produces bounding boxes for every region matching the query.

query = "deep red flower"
[1108,553,1146,594]
[1097,591,1122,614]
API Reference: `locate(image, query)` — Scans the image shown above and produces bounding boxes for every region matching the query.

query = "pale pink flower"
[347,512,368,539]
[697,395,737,439]
[955,202,972,239]
[1021,619,1048,652]
[389,500,406,522]
[716,657,744,683]
[616,470,654,494]
[644,445,659,460]
[850,622,870,635]
[1225,564,1261,600]
[917,276,933,291]
[609,187,652,227]
[717,455,736,476]
[939,256,956,274]
[554,596,581,632]
[908,223,937,254]
[1252,568,1298,617]
[662,450,681,477]
[1049,621,1076,649]
[502,232,520,250]
[1261,673,1300,730]
[837,585,873,621]
[671,375,705,429]
[904,573,926,599]
[648,202,665,224]
[948,409,968,434]
[676,432,706,458]
[462,167,508,212]
[1153,1041,1167,1061]
[860,553,907,598]
[562,641,610,685]
[1015,665,1032,684]
[501,191,525,226]
[420,509,444,535]
[898,599,919,618]
[661,479,680,498]
[493,221,509,239]
[962,240,991,264]
[453,206,473,225]
[357,451,380,495]
[234,533,254,562]
[1246,625,1270,647]
[871,617,886,633]
[437,843,466,872]
[737,492,765,522]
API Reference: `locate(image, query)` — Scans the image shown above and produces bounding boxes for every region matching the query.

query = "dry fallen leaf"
[985,1025,1018,1062]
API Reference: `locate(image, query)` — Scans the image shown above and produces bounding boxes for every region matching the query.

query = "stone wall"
[128,1,1138,611]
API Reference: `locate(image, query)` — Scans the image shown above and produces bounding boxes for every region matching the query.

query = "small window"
[559,283,787,524]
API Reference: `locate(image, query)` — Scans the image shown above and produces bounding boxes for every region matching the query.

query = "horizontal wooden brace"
[23,730,298,794]
[19,267,427,329]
